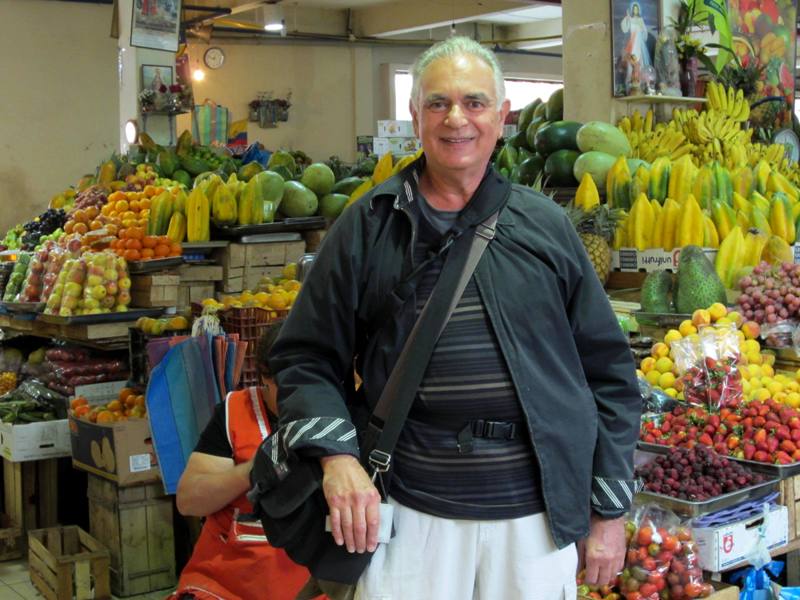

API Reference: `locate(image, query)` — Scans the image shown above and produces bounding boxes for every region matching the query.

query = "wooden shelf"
[0,314,131,350]
[619,94,708,104]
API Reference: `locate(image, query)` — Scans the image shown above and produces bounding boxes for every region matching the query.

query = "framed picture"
[131,0,182,52]
[610,0,660,97]
[141,65,173,92]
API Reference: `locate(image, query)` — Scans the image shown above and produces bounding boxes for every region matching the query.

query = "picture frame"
[610,0,661,97]
[141,65,173,92]
[131,0,182,53]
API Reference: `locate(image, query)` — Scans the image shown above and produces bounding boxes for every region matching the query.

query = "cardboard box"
[0,420,70,462]
[177,264,223,283]
[177,283,214,309]
[356,135,373,157]
[215,240,306,271]
[373,137,421,157]
[68,381,158,486]
[376,120,415,138]
[130,274,180,307]
[693,504,788,571]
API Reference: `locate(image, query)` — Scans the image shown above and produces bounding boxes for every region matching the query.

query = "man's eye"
[428,101,447,111]
[467,100,485,110]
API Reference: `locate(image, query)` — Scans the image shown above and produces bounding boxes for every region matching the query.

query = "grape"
[736,261,800,324]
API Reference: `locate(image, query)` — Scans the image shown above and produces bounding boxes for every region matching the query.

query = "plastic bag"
[40,244,71,302]
[622,504,681,600]
[761,320,796,349]
[699,325,743,410]
[45,347,90,363]
[671,336,706,406]
[16,243,52,303]
[3,253,31,302]
[666,523,714,600]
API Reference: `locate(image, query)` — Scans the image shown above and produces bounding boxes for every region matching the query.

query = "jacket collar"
[375,154,511,230]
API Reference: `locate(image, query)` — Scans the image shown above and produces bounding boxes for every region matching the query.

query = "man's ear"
[497,99,511,137]
[410,99,420,138]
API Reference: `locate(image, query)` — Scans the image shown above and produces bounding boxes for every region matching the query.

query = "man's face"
[410,54,510,178]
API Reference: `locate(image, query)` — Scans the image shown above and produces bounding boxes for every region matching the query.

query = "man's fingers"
[352,499,368,554]
[339,505,355,552]
[328,507,343,546]
[365,499,380,553]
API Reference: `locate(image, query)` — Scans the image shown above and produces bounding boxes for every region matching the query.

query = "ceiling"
[182,0,563,41]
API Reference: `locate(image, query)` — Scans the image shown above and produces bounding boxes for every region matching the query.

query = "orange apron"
[173,387,316,600]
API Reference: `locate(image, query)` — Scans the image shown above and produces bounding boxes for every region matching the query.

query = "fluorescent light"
[264,21,284,32]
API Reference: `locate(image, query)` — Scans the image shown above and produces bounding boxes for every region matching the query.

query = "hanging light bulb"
[193,68,205,82]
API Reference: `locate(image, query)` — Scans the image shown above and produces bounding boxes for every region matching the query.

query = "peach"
[741,321,761,340]
[692,308,712,328]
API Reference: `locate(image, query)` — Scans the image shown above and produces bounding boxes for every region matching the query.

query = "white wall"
[0,0,118,235]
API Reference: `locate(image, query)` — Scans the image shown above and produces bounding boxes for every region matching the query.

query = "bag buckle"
[368,450,391,482]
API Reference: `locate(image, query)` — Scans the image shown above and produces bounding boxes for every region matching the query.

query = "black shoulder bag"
[248,210,499,584]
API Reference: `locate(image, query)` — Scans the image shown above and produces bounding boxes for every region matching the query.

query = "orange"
[119,388,135,402]
[96,410,115,424]
[115,200,129,213]
[107,400,122,412]
[85,206,100,219]
[125,238,141,250]
[154,244,170,258]
[135,395,146,408]
[169,242,182,256]
[140,248,155,259]
[88,408,99,423]
[130,199,141,212]
[129,227,144,240]
[72,209,88,223]
[157,235,171,246]
[74,405,90,419]
[123,249,141,262]
[64,221,75,234]
[73,222,88,235]
[143,185,158,198]
[119,228,128,240]
[139,198,151,210]
[89,220,102,231]
[142,236,158,249]
[108,191,125,203]
[70,396,89,410]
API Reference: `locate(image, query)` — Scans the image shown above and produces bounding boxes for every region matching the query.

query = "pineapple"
[564,202,624,285]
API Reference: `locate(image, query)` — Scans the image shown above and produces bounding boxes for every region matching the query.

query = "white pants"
[355,498,578,600]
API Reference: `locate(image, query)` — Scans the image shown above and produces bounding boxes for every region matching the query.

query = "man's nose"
[444,104,467,127]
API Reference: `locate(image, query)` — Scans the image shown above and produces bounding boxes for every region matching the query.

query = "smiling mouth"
[441,136,475,144]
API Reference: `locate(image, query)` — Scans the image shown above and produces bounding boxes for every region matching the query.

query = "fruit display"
[642,397,800,465]
[44,251,131,317]
[70,386,147,423]
[637,445,766,501]
[736,261,800,324]
[43,352,128,397]
[135,315,189,336]
[19,209,66,251]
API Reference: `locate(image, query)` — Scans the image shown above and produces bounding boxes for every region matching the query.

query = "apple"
[90,285,107,300]
[118,277,131,291]
[58,307,73,317]
[105,282,118,296]
[86,275,103,287]
[103,269,118,281]
[88,308,103,315]
[83,298,100,310]
[62,296,79,310]
[100,296,115,309]
[116,291,131,306]
[66,238,82,253]
[742,321,761,340]
[115,304,129,312]
[64,282,83,298]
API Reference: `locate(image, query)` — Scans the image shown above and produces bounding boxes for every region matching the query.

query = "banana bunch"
[618,109,654,136]
[748,143,788,167]
[683,110,742,146]
[705,82,750,122]
[620,114,693,162]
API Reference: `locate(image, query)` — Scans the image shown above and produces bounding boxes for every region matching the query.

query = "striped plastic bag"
[192,99,229,146]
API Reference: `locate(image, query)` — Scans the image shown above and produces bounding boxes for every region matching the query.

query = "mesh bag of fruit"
[666,522,714,600]
[698,324,743,411]
[40,243,72,303]
[16,242,52,303]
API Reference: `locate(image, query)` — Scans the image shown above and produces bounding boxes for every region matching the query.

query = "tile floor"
[0,559,175,599]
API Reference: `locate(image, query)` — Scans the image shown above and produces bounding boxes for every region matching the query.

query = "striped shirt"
[390,195,545,520]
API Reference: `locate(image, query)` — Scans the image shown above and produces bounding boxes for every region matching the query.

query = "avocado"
[640,271,674,313]
[674,245,727,314]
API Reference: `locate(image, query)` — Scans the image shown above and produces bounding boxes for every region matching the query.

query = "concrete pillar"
[562,0,615,123]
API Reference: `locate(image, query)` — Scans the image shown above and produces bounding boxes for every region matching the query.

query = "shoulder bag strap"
[360,210,499,478]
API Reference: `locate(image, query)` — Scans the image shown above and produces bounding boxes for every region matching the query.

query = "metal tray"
[633,311,693,328]
[182,241,229,251]
[126,256,184,274]
[635,450,780,517]
[0,301,45,314]
[37,308,163,326]
[212,216,327,237]
[638,440,800,478]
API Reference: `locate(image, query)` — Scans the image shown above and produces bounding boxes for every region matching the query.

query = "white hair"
[410,36,506,110]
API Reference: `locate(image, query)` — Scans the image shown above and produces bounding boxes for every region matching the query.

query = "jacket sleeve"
[268,201,371,459]
[561,215,642,518]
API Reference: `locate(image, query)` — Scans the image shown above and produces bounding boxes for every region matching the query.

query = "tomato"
[642,557,656,572]
[676,527,693,542]
[684,582,703,598]
[625,593,642,600]
[661,535,679,552]
[638,583,657,598]
[637,527,653,547]
[648,543,661,557]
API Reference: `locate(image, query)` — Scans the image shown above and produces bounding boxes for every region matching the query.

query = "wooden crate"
[87,475,175,596]
[1,458,59,557]
[781,473,800,542]
[28,526,110,600]
[130,274,179,308]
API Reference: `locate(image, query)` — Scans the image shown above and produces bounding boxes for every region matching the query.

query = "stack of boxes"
[370,120,421,157]
[213,236,307,295]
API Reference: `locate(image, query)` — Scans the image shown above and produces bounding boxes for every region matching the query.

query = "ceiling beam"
[352,0,535,38]
[502,18,562,48]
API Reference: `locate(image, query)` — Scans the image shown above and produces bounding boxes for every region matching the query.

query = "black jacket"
[269,162,642,548]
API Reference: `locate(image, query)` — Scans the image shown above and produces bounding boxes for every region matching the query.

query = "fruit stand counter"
[0,314,133,350]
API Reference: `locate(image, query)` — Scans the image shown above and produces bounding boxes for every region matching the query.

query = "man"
[270,36,641,599]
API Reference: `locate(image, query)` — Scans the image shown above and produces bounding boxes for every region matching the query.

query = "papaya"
[158,149,179,177]
[576,121,632,157]
[211,185,238,226]
[186,187,211,242]
[175,130,193,156]
[166,212,186,243]
[332,176,368,196]
[147,191,174,236]
[180,156,212,176]
[237,161,265,182]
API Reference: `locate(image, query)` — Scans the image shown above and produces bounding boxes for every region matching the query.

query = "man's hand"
[578,515,626,586]
[320,454,381,554]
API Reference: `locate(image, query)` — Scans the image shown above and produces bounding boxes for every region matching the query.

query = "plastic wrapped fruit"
[16,242,53,303]
[2,252,31,302]
[51,257,87,317]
